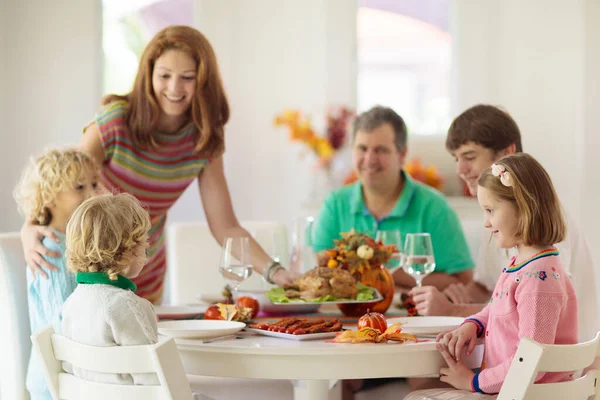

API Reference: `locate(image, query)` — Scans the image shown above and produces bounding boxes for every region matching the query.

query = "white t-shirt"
[473,212,599,342]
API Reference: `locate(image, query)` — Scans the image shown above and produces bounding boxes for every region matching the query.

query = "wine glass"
[403,233,436,287]
[219,237,253,291]
[375,229,403,271]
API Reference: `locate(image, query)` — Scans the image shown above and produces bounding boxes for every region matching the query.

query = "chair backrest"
[447,196,482,261]
[498,332,600,400]
[0,232,30,400]
[165,220,289,305]
[31,326,194,400]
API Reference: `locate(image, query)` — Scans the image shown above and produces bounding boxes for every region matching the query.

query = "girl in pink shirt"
[406,153,578,399]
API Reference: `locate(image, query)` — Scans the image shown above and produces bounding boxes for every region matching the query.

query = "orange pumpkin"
[338,265,395,317]
[358,310,387,332]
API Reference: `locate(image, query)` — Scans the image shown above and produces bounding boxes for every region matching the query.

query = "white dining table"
[174,333,484,400]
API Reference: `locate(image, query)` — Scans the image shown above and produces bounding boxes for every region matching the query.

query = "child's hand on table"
[436,322,478,361]
[437,343,476,391]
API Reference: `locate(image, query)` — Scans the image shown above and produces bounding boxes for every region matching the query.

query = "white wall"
[170,0,461,228]
[581,0,600,259]
[452,0,600,268]
[0,0,12,232]
[167,0,359,226]
[0,0,598,257]
[454,0,587,216]
[0,0,10,225]
[0,0,102,233]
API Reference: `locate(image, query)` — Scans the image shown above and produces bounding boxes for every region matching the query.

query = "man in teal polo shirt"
[312,105,474,290]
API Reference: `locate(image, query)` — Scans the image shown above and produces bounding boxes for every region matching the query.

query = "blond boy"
[14,148,100,400]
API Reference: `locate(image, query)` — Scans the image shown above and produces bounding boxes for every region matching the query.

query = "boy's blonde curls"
[66,193,151,280]
[13,148,97,225]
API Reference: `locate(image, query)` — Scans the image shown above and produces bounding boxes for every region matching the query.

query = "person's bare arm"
[20,224,61,278]
[79,122,106,166]
[422,269,473,289]
[411,285,486,317]
[198,156,297,286]
[449,303,486,317]
[393,269,473,291]
[465,280,493,303]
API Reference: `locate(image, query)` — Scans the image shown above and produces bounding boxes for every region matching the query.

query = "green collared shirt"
[76,272,137,292]
[312,172,474,275]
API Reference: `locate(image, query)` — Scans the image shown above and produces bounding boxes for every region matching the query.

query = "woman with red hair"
[20,25,296,303]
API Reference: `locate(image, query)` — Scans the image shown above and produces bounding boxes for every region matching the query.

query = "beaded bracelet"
[262,260,285,284]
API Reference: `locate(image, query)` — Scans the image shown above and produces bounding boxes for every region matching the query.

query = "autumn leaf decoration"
[320,230,396,275]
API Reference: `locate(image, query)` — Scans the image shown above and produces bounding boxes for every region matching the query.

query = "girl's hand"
[271,268,300,288]
[20,223,61,279]
[436,322,478,361]
[437,343,476,391]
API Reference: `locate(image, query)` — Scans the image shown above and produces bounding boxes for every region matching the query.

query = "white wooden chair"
[496,332,600,400]
[31,326,205,400]
[164,220,289,305]
[0,232,30,400]
[405,332,600,400]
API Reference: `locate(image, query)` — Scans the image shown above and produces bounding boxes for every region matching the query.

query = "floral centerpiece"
[275,107,354,205]
[321,230,395,274]
[320,230,397,316]
[274,106,354,166]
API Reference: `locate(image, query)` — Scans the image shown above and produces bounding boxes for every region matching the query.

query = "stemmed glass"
[219,237,253,291]
[403,233,436,287]
[375,229,403,271]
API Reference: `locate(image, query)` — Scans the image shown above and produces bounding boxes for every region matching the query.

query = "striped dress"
[89,100,210,303]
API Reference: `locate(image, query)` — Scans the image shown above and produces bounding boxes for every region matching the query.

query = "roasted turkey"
[285,267,358,300]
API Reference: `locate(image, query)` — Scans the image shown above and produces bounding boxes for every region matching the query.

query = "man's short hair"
[446,104,523,153]
[352,105,407,150]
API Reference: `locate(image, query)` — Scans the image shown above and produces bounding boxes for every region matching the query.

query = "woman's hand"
[437,343,476,391]
[437,322,478,361]
[271,268,300,288]
[20,222,61,279]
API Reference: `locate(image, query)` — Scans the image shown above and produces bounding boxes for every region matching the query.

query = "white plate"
[245,327,339,341]
[154,305,207,320]
[158,320,246,339]
[233,290,321,314]
[386,316,465,336]
[261,303,321,314]
[196,293,228,305]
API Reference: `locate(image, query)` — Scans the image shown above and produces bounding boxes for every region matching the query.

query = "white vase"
[303,166,337,209]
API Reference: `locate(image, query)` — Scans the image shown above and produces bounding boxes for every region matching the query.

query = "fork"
[201,332,256,343]
[201,334,243,343]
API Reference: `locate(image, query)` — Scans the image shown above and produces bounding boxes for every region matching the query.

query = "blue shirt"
[26,229,76,400]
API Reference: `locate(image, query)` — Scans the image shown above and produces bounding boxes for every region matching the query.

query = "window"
[102,0,193,95]
[357,0,452,135]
